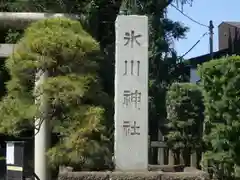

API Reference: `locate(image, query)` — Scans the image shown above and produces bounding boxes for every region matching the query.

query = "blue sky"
[167,0,240,59]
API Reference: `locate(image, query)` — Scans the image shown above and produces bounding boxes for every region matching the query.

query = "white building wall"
[0,44,15,57]
[190,68,200,84]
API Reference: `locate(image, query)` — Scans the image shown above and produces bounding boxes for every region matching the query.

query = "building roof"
[187,21,240,68]
[219,21,240,28]
[186,48,230,68]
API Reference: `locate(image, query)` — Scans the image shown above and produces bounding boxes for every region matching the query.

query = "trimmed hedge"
[198,55,240,179]
[58,171,209,180]
[166,83,204,164]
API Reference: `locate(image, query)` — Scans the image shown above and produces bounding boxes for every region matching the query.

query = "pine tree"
[0,17,111,170]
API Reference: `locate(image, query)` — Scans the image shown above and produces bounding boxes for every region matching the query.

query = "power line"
[180,32,208,58]
[170,3,209,28]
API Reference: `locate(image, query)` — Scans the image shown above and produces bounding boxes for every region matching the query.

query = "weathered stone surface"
[58,171,209,180]
[58,172,109,180]
[110,171,161,180]
[114,15,149,171]
[161,172,209,180]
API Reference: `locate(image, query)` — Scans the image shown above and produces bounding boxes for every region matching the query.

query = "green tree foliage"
[0,0,195,165]
[166,82,204,165]
[199,56,240,179]
[0,17,111,170]
[130,0,191,163]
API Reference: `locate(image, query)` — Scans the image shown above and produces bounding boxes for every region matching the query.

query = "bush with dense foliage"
[0,17,111,170]
[199,55,240,179]
[166,82,204,165]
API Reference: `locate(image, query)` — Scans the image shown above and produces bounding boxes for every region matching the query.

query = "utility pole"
[202,21,214,171]
[209,20,214,59]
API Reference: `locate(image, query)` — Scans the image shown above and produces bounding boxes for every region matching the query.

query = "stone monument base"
[58,168,209,180]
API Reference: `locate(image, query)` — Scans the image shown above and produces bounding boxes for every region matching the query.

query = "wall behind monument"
[190,69,200,84]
